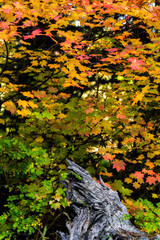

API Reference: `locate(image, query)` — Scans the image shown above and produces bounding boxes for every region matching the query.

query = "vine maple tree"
[0,0,160,238]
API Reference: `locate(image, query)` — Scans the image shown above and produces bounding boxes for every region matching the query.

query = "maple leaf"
[33,91,46,99]
[28,101,38,109]
[146,176,157,185]
[82,0,90,5]
[22,20,35,28]
[3,101,16,114]
[128,58,145,71]
[101,119,112,131]
[22,91,34,98]
[125,178,132,184]
[59,113,67,119]
[0,21,10,29]
[132,85,149,106]
[15,11,23,19]
[17,99,29,109]
[24,29,42,40]
[32,29,42,37]
[2,5,12,14]
[17,109,32,117]
[103,153,115,161]
[133,181,141,189]
[106,48,118,52]
[156,174,160,182]
[77,55,91,60]
[112,160,126,172]
[85,108,94,114]
[42,111,55,120]
[35,136,44,142]
[117,113,126,119]
[147,170,155,175]
[145,161,154,169]
[134,171,144,180]
[152,193,158,199]
[58,93,71,99]
[98,104,105,111]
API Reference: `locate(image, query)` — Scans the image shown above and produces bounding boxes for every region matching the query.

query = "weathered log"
[57,159,160,240]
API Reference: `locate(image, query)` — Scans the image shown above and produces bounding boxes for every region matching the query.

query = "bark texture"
[57,159,160,240]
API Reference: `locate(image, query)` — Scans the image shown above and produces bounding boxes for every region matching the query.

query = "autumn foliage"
[0,0,160,238]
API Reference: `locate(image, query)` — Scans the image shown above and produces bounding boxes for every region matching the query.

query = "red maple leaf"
[156,174,160,182]
[134,171,144,180]
[112,160,126,172]
[32,29,42,37]
[128,58,145,71]
[15,11,23,19]
[146,176,157,185]
[77,55,91,60]
[24,29,42,40]
[85,108,94,114]
[98,104,105,111]
[117,113,126,119]
[82,0,90,5]
[106,48,118,52]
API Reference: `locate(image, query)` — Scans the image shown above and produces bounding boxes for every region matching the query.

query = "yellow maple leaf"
[31,60,39,66]
[152,193,158,199]
[54,194,62,202]
[133,181,141,189]
[35,136,44,142]
[0,119,5,124]
[144,133,154,141]
[48,64,60,69]
[113,149,123,154]
[154,160,160,166]
[59,113,67,119]
[125,178,132,184]
[147,152,155,159]
[137,154,145,160]
[98,147,107,155]
[22,91,34,98]
[28,100,38,109]
[40,60,47,67]
[137,178,144,184]
[132,85,149,106]
[17,109,31,117]
[17,99,29,109]
[101,119,112,131]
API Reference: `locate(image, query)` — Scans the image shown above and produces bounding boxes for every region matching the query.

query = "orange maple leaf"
[145,161,154,169]
[3,101,16,114]
[103,153,115,161]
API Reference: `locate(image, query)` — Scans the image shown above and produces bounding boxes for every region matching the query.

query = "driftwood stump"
[57,159,160,240]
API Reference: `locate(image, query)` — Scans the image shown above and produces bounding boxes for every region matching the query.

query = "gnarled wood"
[57,160,160,240]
